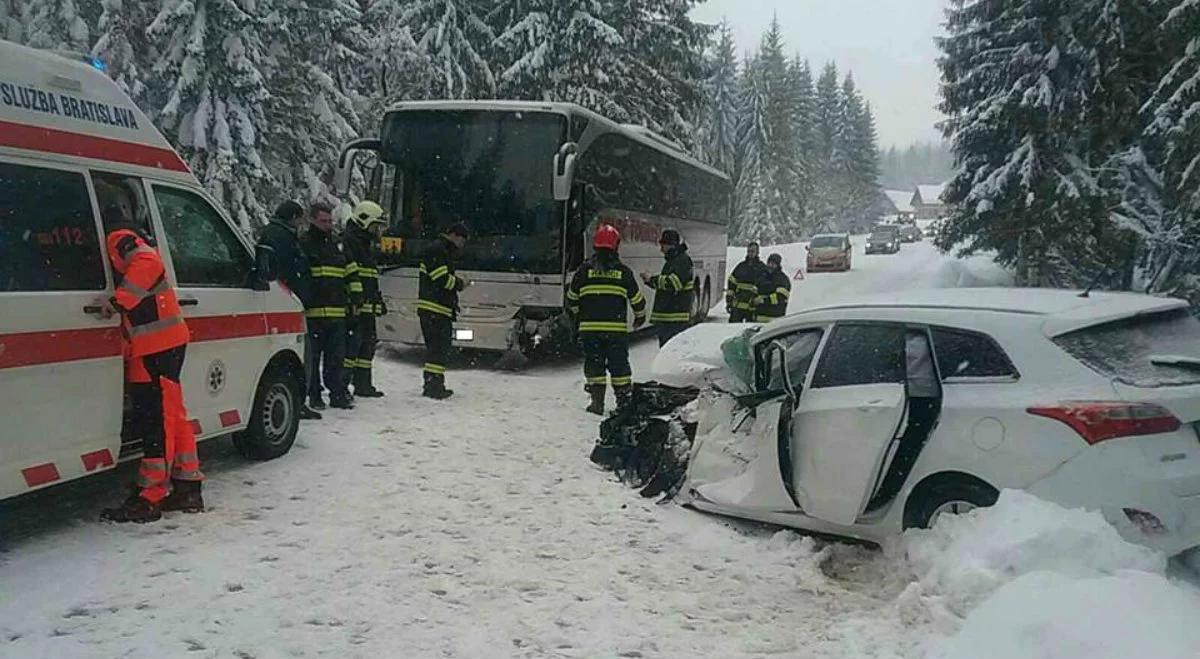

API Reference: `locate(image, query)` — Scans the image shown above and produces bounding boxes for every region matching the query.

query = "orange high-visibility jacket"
[105,229,189,357]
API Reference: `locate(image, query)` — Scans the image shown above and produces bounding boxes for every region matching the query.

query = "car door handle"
[179,298,199,307]
[83,305,103,314]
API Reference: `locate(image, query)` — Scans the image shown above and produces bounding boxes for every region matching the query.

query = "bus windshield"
[379,109,567,273]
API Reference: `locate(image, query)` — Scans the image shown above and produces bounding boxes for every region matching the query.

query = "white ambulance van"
[0,40,305,501]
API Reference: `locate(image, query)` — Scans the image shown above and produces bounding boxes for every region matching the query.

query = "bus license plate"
[455,329,474,341]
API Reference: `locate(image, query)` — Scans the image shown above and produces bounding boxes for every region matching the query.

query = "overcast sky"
[692,0,947,148]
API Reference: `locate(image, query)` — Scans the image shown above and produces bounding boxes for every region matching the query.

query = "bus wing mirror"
[333,138,382,197]
[553,142,579,202]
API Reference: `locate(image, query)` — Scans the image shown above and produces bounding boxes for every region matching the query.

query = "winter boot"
[299,405,323,420]
[308,394,327,411]
[160,479,205,513]
[423,386,454,400]
[329,393,355,409]
[101,493,162,523]
[354,372,385,398]
[586,387,606,416]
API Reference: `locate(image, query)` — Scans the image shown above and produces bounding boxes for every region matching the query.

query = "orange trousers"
[126,345,203,503]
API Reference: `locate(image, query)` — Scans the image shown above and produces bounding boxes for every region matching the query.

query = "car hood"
[652,324,757,393]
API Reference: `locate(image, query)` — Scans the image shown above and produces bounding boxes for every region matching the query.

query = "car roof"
[781,287,1188,336]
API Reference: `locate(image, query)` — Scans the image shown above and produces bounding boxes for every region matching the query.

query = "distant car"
[653,289,1200,555]
[806,233,852,272]
[865,227,900,254]
[899,224,923,243]
[924,222,941,239]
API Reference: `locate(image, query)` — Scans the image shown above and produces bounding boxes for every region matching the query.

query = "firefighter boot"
[354,370,385,398]
[160,479,205,513]
[586,386,606,416]
[101,493,162,523]
[330,393,356,409]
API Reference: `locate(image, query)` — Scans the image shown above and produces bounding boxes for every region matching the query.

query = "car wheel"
[903,476,999,529]
[233,362,301,460]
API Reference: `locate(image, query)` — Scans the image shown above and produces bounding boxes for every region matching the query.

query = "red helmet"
[593,224,621,250]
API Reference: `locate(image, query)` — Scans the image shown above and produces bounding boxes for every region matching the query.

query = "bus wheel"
[233,362,301,460]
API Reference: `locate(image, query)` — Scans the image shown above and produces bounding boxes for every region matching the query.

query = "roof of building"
[914,184,947,206]
[884,190,914,213]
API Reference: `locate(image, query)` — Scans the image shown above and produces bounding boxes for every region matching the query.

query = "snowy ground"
[3,240,1198,658]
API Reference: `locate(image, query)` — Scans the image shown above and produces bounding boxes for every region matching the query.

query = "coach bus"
[334,101,731,358]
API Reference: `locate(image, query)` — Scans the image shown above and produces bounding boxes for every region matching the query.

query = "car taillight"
[1027,401,1181,445]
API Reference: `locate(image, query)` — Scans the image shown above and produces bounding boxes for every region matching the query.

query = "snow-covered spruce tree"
[363,0,437,115]
[92,0,156,104]
[1114,0,1200,298]
[698,20,740,178]
[148,0,276,232]
[809,61,843,230]
[401,0,496,100]
[21,0,90,52]
[937,0,1127,285]
[839,75,881,227]
[785,56,815,226]
[733,54,770,244]
[0,0,24,43]
[265,0,367,205]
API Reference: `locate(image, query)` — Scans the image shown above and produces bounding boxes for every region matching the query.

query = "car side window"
[153,186,253,288]
[758,329,824,391]
[812,323,906,388]
[0,162,105,291]
[930,327,1017,379]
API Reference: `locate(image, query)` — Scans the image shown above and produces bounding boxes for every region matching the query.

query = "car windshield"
[1053,308,1200,387]
[871,228,895,238]
[810,236,842,248]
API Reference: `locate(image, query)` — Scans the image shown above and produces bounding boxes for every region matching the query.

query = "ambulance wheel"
[233,364,301,460]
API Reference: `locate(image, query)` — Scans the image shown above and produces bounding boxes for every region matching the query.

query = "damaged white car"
[599,288,1200,555]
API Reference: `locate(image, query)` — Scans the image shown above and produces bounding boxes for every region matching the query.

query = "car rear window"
[1053,308,1200,387]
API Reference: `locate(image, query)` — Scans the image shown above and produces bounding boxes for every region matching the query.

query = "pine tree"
[364,0,437,114]
[1114,0,1200,297]
[402,0,496,100]
[937,0,1118,283]
[734,54,769,244]
[786,56,815,219]
[267,0,367,204]
[92,0,155,103]
[698,20,739,178]
[22,0,90,52]
[809,62,842,228]
[148,0,277,231]
[838,75,881,226]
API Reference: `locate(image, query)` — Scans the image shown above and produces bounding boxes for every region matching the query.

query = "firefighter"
[726,241,768,323]
[568,224,647,415]
[342,201,388,398]
[642,229,694,347]
[258,200,322,420]
[302,202,356,410]
[98,207,204,523]
[754,253,792,322]
[418,222,470,399]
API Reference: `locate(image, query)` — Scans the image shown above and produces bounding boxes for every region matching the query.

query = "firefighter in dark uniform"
[342,201,388,398]
[642,229,694,347]
[302,202,357,410]
[418,222,470,399]
[258,200,322,420]
[568,224,647,415]
[726,241,768,322]
[754,253,792,322]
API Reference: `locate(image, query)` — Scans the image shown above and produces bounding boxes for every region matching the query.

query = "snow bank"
[930,253,1013,289]
[893,490,1200,659]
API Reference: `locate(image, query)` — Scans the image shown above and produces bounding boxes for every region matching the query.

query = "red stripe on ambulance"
[80,449,115,472]
[22,463,60,487]
[0,119,190,172]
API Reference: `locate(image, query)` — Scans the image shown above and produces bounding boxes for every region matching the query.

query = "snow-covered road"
[7,240,1195,659]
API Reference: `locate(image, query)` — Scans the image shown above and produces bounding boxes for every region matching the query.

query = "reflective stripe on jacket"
[754,268,792,320]
[567,253,646,335]
[302,228,356,319]
[726,258,769,312]
[417,236,463,319]
[106,228,189,357]
[650,244,694,325]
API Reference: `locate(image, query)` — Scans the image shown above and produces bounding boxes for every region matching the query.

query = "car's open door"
[786,323,908,525]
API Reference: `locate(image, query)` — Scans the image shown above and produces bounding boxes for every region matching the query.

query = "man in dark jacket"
[342,201,388,398]
[418,223,470,399]
[643,229,693,347]
[755,253,792,322]
[258,200,321,420]
[568,224,647,415]
[726,241,768,323]
[301,202,356,410]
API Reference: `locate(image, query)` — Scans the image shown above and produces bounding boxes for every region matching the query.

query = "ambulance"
[0,40,305,501]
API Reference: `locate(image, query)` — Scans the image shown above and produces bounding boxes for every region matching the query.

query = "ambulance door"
[147,183,265,438]
[0,158,123,499]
